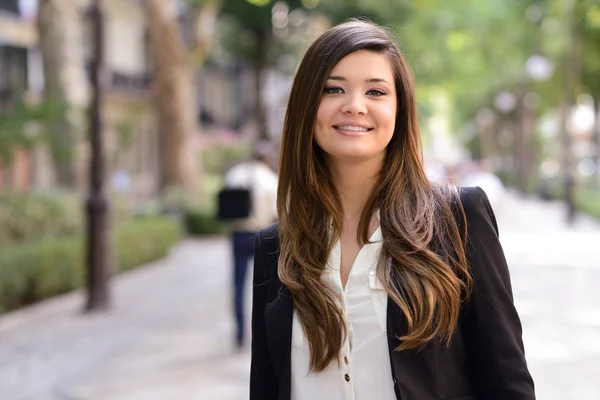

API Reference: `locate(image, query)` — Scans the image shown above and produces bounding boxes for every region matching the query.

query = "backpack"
[217,163,257,220]
[217,187,252,220]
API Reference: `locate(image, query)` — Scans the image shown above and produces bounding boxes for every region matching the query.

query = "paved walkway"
[0,191,599,399]
[0,238,250,400]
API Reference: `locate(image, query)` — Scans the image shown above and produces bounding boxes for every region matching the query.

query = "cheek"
[314,100,334,142]
[377,105,397,135]
[316,100,334,126]
[383,103,397,126]
[379,106,397,147]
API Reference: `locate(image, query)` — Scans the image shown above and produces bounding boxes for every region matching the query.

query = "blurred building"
[0,0,39,191]
[0,0,162,199]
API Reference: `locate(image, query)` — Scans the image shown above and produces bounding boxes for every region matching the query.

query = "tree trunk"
[560,0,583,224]
[37,0,89,188]
[593,98,600,188]
[145,0,199,190]
[516,90,536,194]
[254,28,269,140]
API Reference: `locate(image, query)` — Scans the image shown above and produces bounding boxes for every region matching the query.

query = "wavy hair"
[277,20,471,373]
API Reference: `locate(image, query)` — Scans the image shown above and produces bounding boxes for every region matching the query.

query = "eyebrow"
[328,75,392,85]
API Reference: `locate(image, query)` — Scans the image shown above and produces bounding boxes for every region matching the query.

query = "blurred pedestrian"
[250,20,535,400]
[223,141,277,349]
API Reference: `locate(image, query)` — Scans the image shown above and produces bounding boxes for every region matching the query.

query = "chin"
[329,150,378,162]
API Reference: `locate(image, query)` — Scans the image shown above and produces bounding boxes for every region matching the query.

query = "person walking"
[250,20,535,400]
[224,142,277,349]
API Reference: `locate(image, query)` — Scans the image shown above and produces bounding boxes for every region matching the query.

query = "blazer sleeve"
[250,230,278,400]
[459,187,536,400]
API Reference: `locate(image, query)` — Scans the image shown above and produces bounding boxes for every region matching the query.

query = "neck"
[327,157,382,221]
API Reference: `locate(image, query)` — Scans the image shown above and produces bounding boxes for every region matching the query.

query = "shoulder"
[458,186,499,235]
[228,162,248,174]
[256,222,280,261]
[258,221,279,240]
[458,186,487,208]
[225,162,248,182]
[256,164,278,187]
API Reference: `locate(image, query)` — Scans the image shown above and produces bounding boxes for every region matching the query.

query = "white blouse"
[290,217,397,400]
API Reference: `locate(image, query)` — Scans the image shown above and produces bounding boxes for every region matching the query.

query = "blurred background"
[0,0,599,399]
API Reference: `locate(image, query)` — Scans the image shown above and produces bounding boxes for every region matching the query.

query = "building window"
[0,0,19,14]
[0,45,28,109]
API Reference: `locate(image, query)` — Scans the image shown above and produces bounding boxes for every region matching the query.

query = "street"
[0,191,599,399]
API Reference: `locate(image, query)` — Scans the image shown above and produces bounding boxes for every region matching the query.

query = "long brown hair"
[277,20,471,373]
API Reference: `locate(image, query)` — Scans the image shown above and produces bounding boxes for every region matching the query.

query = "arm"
[250,230,278,400]
[460,187,535,400]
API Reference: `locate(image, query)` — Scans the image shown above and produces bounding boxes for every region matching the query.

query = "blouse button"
[369,270,375,276]
[344,356,348,364]
[344,374,350,382]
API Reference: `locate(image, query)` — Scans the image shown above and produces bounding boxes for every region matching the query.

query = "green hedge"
[0,216,181,314]
[578,188,600,221]
[0,191,82,245]
[183,210,226,236]
[542,181,600,221]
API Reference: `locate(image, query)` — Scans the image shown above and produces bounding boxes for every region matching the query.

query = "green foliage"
[218,0,308,66]
[202,142,251,175]
[161,186,205,214]
[221,0,305,32]
[185,0,220,6]
[539,179,600,221]
[577,187,600,221]
[184,210,226,235]
[113,216,182,272]
[0,96,68,163]
[316,0,411,26]
[581,3,600,96]
[0,216,182,314]
[0,192,82,245]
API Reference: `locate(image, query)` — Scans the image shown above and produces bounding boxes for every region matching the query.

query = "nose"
[340,93,367,115]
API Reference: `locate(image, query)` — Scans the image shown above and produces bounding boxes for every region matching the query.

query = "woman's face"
[314,49,397,166]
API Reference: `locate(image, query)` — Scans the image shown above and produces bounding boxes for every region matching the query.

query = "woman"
[250,20,535,400]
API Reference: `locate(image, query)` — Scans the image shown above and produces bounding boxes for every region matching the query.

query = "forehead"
[328,50,394,81]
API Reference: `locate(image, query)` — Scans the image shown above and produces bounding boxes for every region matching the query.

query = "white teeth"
[336,125,369,131]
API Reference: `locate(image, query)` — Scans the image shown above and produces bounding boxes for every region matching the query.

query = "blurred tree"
[0,96,67,165]
[144,0,219,190]
[579,2,600,184]
[316,0,411,26]
[37,0,89,188]
[395,0,547,192]
[220,0,306,140]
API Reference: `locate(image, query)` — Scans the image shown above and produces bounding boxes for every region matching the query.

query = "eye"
[323,86,344,94]
[367,89,386,96]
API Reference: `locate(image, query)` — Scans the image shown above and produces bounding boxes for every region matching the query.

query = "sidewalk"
[0,238,250,400]
[1,193,599,399]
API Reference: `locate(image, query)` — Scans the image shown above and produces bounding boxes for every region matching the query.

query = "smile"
[334,125,372,131]
[332,125,374,136]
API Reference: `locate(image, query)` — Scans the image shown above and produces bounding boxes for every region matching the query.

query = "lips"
[334,125,371,132]
[332,123,374,136]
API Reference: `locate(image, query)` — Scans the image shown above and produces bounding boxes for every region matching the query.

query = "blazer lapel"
[264,283,293,377]
[262,229,293,397]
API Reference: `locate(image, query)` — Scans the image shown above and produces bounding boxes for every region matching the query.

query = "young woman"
[250,20,535,400]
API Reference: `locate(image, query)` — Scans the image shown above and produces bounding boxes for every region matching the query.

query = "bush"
[184,210,226,236]
[0,191,82,245]
[0,216,181,314]
[202,142,251,176]
[537,180,600,221]
[114,217,182,272]
[578,188,600,221]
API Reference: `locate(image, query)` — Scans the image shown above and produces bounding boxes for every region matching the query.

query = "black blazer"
[250,187,535,400]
